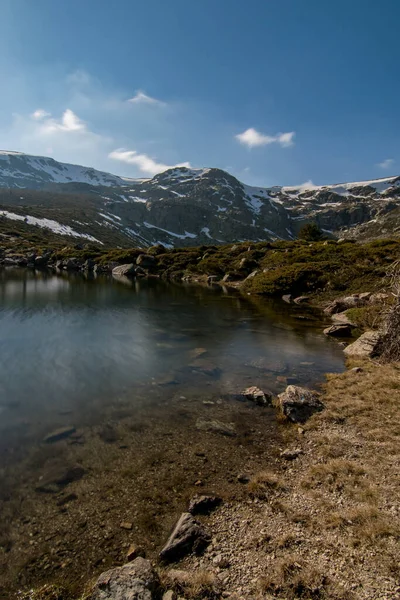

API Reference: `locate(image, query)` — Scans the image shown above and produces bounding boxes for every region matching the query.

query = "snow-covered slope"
[0,151,136,189]
[0,150,400,247]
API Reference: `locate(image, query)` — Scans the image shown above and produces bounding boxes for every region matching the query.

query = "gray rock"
[159,512,210,562]
[343,331,381,358]
[278,385,324,423]
[195,418,236,437]
[331,311,355,326]
[282,294,292,304]
[323,323,354,337]
[188,495,222,515]
[242,386,272,406]
[43,426,76,443]
[112,263,136,277]
[91,557,160,599]
[324,293,370,315]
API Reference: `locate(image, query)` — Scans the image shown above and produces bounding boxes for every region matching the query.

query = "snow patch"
[0,210,102,243]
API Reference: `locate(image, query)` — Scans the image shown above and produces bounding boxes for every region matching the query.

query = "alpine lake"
[0,268,345,598]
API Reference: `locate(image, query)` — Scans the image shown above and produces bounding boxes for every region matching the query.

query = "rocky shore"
[2,239,399,600]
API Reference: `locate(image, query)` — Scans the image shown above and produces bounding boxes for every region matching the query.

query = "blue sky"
[0,0,399,186]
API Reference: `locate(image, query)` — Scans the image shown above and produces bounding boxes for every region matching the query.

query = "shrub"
[298,222,323,241]
[243,263,328,296]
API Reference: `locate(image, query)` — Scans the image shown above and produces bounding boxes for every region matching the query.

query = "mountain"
[0,150,399,247]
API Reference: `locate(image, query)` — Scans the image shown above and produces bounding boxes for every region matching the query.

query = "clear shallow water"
[0,268,345,460]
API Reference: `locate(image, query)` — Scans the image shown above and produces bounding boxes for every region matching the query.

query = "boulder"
[84,258,96,271]
[112,264,136,277]
[278,385,324,423]
[136,254,157,269]
[188,495,222,515]
[159,512,210,562]
[242,386,272,406]
[195,418,236,437]
[64,258,80,271]
[343,331,381,358]
[91,557,160,600]
[282,294,292,304]
[323,324,354,337]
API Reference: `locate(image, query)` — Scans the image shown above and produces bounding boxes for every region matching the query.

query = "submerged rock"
[36,464,85,493]
[91,557,160,599]
[278,385,324,423]
[159,512,210,562]
[343,331,381,358]
[195,418,236,437]
[43,426,76,443]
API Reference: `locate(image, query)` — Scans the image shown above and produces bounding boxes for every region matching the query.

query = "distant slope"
[0,150,399,247]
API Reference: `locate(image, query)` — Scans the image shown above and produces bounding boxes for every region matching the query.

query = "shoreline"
[1,242,399,599]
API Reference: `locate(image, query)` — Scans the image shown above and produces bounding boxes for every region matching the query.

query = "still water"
[0,268,344,457]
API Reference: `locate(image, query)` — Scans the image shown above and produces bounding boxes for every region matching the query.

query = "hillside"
[1,151,400,247]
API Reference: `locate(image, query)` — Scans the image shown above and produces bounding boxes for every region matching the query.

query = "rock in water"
[323,324,354,337]
[188,495,222,515]
[43,426,76,443]
[195,418,236,437]
[91,557,160,599]
[242,386,272,405]
[35,465,85,493]
[278,385,324,423]
[343,331,381,358]
[159,512,210,562]
[112,264,136,277]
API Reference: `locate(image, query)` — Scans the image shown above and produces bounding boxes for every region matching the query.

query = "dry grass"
[258,555,352,599]
[247,470,284,499]
[301,459,368,494]
[162,569,217,599]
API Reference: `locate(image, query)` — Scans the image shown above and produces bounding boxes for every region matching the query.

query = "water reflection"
[0,269,344,450]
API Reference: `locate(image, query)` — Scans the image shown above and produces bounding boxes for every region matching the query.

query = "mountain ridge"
[0,150,399,247]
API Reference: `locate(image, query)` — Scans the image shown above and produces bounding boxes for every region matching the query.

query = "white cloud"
[235,127,295,148]
[31,109,51,121]
[377,158,394,170]
[128,90,166,106]
[109,148,190,175]
[39,109,87,133]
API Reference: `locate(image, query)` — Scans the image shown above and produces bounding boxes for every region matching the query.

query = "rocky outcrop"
[91,557,160,599]
[159,512,210,562]
[343,331,381,358]
[278,385,324,423]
